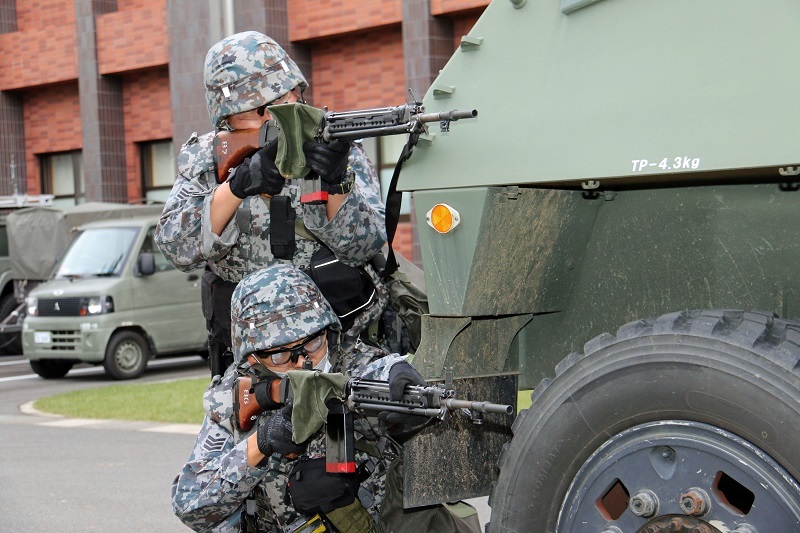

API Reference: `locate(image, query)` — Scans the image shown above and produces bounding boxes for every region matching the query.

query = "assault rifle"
[213,100,478,204]
[233,369,512,473]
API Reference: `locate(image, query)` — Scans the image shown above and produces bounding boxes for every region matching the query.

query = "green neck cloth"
[267,102,326,180]
[286,369,348,443]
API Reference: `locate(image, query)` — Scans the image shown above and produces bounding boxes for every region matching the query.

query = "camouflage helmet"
[204,31,307,128]
[231,263,340,362]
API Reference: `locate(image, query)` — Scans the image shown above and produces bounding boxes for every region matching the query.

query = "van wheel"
[104,331,149,380]
[30,359,74,379]
[0,294,22,355]
[488,310,800,532]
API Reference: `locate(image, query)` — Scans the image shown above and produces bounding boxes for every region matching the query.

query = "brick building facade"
[0,0,486,262]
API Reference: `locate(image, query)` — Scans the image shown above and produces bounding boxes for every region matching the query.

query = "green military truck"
[16,210,208,380]
[398,0,800,531]
[0,194,56,354]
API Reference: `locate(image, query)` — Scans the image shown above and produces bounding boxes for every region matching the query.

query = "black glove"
[227,140,283,199]
[256,404,307,458]
[388,361,426,401]
[303,139,350,192]
[252,374,283,411]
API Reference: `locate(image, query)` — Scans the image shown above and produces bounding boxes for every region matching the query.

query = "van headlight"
[26,297,38,317]
[80,296,114,316]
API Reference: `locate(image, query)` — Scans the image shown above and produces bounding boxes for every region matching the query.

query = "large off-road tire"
[103,330,149,380]
[30,359,74,379]
[0,294,22,355]
[489,310,800,533]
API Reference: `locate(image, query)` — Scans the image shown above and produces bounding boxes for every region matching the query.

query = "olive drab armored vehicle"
[398,0,800,531]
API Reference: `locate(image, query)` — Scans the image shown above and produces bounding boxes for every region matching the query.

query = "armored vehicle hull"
[400,0,800,530]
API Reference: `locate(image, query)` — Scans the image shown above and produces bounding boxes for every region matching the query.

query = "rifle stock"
[233,374,283,432]
[212,121,271,183]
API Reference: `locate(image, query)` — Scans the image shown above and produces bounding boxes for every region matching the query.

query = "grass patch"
[34,377,209,425]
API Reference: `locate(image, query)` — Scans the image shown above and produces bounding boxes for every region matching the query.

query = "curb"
[17,400,202,435]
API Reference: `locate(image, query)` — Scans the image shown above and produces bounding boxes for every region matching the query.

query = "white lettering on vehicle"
[631,156,701,173]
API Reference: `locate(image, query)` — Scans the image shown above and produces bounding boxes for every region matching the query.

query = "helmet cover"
[204,31,307,127]
[231,263,340,362]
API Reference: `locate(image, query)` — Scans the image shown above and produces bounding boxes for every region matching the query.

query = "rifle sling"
[380,133,418,279]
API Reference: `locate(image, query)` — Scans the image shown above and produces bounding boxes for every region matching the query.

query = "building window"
[40,151,84,207]
[141,140,176,204]
[360,136,411,217]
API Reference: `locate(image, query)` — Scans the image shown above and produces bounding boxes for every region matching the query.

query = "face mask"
[313,353,331,373]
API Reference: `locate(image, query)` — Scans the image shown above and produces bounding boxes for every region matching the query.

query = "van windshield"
[55,227,139,279]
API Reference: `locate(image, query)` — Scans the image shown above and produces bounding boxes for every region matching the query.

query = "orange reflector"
[426,203,461,234]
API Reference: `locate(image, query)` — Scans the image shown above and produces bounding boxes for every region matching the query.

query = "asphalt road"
[0,353,208,532]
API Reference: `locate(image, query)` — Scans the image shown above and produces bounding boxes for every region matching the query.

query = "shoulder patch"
[178,131,216,179]
[201,428,230,454]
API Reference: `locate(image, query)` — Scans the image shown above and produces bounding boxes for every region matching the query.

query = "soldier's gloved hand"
[227,140,283,198]
[388,361,426,401]
[252,374,283,411]
[383,362,429,438]
[303,139,350,193]
[256,404,306,458]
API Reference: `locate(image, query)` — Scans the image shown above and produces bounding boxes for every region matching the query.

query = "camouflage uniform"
[154,31,388,341]
[172,264,407,532]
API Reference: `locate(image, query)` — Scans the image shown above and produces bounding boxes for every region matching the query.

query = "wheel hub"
[115,340,141,371]
[556,421,800,532]
[636,514,720,533]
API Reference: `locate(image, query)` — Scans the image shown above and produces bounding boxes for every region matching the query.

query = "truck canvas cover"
[7,202,163,281]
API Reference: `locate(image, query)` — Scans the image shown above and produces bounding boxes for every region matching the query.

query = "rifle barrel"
[416,109,478,123]
[443,398,512,415]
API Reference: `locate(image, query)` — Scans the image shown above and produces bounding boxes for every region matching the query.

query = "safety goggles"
[253,329,327,366]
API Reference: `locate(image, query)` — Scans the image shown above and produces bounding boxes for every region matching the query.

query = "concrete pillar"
[167,0,213,149]
[402,0,453,99]
[75,0,127,203]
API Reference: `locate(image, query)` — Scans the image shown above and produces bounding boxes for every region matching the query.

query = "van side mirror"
[137,252,156,276]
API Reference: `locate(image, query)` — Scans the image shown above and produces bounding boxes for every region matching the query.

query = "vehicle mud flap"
[401,373,516,508]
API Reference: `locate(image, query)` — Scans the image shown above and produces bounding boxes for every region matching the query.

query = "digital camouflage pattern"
[204,31,307,128]
[172,267,409,532]
[230,264,340,360]
[154,130,389,341]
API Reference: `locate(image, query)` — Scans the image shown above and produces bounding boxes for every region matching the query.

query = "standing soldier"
[155,31,388,375]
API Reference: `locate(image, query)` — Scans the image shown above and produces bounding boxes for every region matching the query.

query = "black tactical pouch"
[285,456,360,514]
[201,268,238,376]
[306,246,376,331]
[270,195,296,259]
[201,269,238,349]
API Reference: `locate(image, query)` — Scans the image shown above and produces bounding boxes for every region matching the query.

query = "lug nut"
[600,527,623,533]
[629,490,659,518]
[732,525,758,533]
[679,488,710,516]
